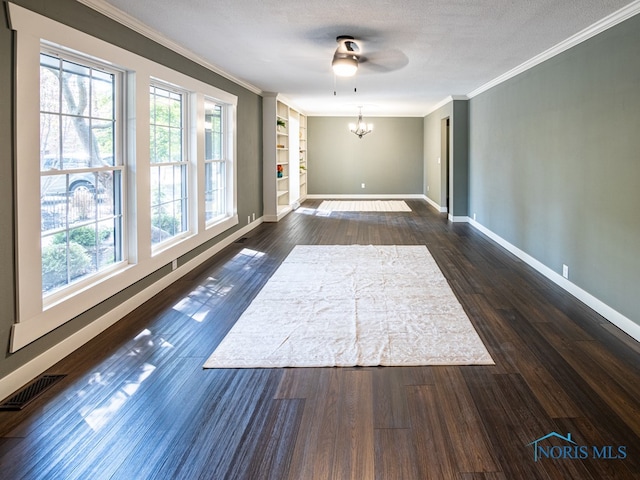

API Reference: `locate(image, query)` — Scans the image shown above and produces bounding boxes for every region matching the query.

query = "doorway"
[441,117,450,212]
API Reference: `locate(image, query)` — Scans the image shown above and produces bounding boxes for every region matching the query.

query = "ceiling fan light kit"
[331,35,360,77]
[332,54,358,77]
[331,37,372,138]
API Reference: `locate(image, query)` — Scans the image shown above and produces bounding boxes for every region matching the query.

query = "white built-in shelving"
[263,94,306,222]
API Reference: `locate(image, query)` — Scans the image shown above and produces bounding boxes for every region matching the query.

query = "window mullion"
[40,48,124,297]
[150,83,188,248]
[11,3,238,351]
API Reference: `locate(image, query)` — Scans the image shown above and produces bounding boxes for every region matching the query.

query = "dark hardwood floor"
[1,199,638,479]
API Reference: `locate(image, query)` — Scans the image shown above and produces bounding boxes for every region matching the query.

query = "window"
[204,99,226,222]
[149,84,188,246]
[10,3,238,351]
[39,51,124,295]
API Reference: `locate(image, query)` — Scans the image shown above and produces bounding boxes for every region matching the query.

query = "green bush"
[152,212,180,236]
[53,226,111,248]
[42,242,92,291]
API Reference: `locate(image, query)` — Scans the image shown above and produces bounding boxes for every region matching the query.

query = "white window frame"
[149,82,191,250]
[203,98,233,226]
[38,47,127,305]
[9,3,238,352]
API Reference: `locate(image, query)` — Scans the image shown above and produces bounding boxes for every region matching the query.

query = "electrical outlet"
[562,264,569,279]
[361,183,365,189]
[171,259,178,271]
[427,185,430,192]
[252,213,255,221]
[247,215,251,224]
[473,213,476,221]
[438,157,441,164]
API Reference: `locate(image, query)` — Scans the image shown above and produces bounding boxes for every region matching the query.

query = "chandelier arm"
[350,108,372,139]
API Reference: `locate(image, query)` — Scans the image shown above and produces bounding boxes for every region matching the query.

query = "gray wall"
[424,104,451,207]
[0,0,263,379]
[308,117,424,195]
[451,101,469,217]
[424,100,469,216]
[469,14,640,323]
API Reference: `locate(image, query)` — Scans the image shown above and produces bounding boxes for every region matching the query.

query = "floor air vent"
[235,237,248,243]
[0,374,66,411]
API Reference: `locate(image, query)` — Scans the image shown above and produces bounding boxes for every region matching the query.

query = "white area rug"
[317,200,411,212]
[204,245,494,368]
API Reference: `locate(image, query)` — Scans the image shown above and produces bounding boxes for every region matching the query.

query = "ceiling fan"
[331,35,408,77]
[331,35,360,77]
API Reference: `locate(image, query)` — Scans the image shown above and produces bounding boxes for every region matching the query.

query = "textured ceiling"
[92,0,635,116]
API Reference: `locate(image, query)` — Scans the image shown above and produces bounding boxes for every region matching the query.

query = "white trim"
[469,219,640,343]
[307,194,449,213]
[448,215,470,223]
[423,195,448,213]
[306,194,426,200]
[305,113,427,118]
[467,0,640,98]
[68,0,640,109]
[267,92,306,116]
[2,217,264,401]
[75,0,262,96]
[263,205,293,223]
[9,3,240,351]
[425,95,468,116]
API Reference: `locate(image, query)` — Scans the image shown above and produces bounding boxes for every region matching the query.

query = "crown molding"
[468,0,640,98]
[424,95,468,117]
[75,0,263,96]
[264,92,307,115]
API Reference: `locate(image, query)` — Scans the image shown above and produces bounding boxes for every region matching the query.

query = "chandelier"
[349,107,373,139]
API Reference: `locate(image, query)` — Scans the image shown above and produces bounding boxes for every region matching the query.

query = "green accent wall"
[0,0,262,379]
[307,116,424,195]
[469,14,640,323]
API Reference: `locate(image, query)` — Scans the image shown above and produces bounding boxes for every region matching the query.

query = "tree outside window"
[204,100,226,222]
[40,52,123,294]
[149,84,188,245]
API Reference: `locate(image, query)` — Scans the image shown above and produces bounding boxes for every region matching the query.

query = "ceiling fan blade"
[360,49,409,73]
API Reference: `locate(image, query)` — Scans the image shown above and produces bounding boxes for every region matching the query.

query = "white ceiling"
[87,0,636,116]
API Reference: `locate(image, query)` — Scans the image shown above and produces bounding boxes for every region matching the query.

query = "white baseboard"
[469,218,640,343]
[423,195,448,213]
[307,194,450,215]
[0,217,264,400]
[263,205,293,223]
[306,194,426,199]
[449,215,470,223]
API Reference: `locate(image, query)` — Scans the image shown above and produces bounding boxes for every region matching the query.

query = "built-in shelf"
[263,94,307,222]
